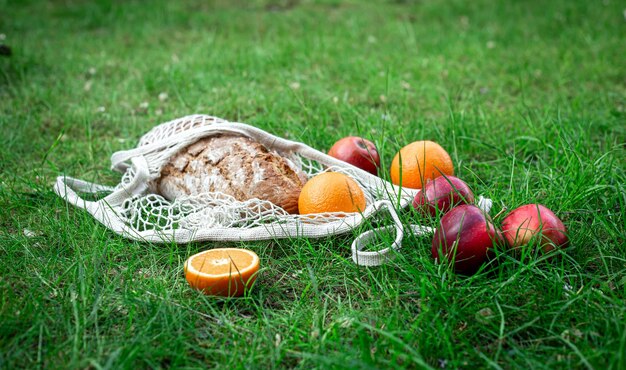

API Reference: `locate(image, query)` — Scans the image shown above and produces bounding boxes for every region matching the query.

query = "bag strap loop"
[351,200,433,266]
[351,196,494,266]
[54,156,151,210]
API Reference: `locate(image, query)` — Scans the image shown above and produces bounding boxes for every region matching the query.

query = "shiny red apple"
[432,204,503,275]
[501,204,568,252]
[328,136,380,175]
[413,175,474,217]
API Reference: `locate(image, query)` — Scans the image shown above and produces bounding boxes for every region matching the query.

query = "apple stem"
[493,206,508,220]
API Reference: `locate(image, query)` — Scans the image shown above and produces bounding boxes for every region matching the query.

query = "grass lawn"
[1,0,625,368]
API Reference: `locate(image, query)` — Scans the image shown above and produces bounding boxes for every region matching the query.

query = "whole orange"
[390,141,454,189]
[298,172,367,214]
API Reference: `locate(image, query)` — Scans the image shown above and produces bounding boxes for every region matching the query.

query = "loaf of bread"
[156,135,308,214]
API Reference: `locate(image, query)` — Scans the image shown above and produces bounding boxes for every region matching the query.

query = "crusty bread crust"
[156,135,308,214]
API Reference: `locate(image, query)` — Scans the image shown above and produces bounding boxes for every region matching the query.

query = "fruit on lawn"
[184,248,260,297]
[501,204,568,252]
[328,136,380,175]
[390,140,454,189]
[298,172,367,214]
[432,204,503,275]
[413,175,474,217]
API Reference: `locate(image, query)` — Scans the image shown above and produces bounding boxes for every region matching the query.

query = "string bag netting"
[54,114,492,266]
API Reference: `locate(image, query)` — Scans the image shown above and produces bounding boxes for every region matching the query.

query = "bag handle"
[53,177,104,212]
[351,200,434,266]
[351,196,494,266]
[54,156,151,210]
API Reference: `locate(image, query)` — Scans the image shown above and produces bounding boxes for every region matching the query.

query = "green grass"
[1,0,625,368]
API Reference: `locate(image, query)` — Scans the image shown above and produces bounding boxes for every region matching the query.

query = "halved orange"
[184,248,260,297]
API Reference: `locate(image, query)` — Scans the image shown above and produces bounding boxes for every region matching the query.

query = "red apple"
[328,136,380,175]
[501,204,568,252]
[413,175,474,217]
[432,204,503,275]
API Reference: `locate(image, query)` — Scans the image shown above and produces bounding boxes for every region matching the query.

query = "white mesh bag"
[54,114,492,266]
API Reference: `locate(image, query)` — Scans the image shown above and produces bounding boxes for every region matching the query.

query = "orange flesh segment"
[190,249,255,276]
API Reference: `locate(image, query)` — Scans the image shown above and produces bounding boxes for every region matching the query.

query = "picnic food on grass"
[184,248,260,297]
[432,204,503,275]
[157,135,308,214]
[501,204,568,252]
[390,140,454,189]
[298,172,366,214]
[328,136,380,175]
[413,175,474,217]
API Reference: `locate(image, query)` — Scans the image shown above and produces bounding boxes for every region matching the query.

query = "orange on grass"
[390,140,454,189]
[184,248,260,297]
[298,172,367,214]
